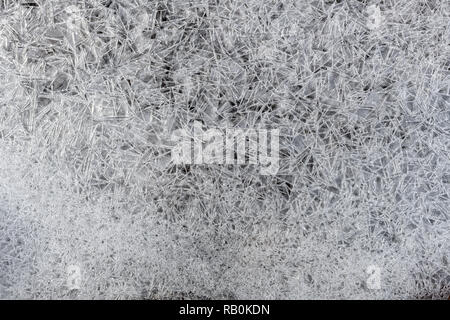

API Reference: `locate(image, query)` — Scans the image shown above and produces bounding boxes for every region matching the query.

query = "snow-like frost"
[0,0,448,299]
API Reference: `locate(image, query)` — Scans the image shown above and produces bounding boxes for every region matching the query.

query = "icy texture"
[0,0,449,299]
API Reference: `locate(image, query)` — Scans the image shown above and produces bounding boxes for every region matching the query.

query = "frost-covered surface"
[0,0,449,299]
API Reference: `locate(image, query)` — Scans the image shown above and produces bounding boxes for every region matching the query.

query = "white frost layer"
[0,0,449,299]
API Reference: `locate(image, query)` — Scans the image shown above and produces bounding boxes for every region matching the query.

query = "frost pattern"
[0,0,448,299]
